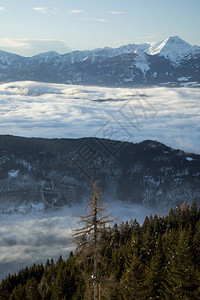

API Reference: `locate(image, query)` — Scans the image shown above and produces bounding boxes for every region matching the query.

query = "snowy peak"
[147,36,200,64]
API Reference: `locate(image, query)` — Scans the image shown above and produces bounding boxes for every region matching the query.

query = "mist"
[0,201,166,281]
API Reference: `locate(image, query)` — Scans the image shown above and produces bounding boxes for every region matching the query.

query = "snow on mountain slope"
[0,50,24,66]
[31,51,60,64]
[53,50,91,64]
[147,36,200,64]
[56,36,200,66]
[0,36,199,85]
[1,36,199,66]
[133,49,150,75]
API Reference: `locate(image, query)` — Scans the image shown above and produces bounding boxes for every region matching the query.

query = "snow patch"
[134,50,150,75]
[123,77,134,82]
[177,77,190,81]
[186,157,194,161]
[8,170,19,178]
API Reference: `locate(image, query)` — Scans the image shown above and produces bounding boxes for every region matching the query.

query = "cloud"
[0,202,164,280]
[33,7,58,14]
[82,18,107,23]
[70,10,85,14]
[0,39,70,56]
[0,39,31,49]
[0,81,199,154]
[0,210,78,280]
[0,7,5,11]
[108,11,125,15]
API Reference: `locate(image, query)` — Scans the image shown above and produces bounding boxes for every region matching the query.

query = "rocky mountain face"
[0,36,200,87]
[0,135,199,214]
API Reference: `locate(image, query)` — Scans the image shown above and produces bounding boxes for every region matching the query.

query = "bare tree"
[73,182,114,300]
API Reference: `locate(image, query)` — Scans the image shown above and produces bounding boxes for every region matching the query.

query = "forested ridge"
[1,202,200,299]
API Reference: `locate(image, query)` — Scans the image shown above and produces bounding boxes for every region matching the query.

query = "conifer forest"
[1,185,200,300]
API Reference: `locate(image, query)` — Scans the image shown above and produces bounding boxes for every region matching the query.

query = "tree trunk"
[94,196,98,300]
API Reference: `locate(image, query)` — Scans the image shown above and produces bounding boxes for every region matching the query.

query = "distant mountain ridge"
[0,36,200,86]
[0,135,200,214]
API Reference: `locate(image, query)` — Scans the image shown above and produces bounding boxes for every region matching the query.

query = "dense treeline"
[1,202,200,299]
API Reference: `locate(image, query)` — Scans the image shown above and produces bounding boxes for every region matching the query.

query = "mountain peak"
[165,35,191,46]
[32,51,59,57]
[167,35,187,41]
[147,35,199,64]
[31,51,60,63]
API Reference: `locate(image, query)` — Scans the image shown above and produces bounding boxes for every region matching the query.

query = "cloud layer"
[0,210,78,280]
[0,81,199,154]
[0,202,164,280]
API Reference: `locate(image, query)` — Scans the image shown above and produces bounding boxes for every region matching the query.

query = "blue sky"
[0,0,200,56]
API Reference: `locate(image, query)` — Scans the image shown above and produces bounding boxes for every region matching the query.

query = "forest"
[0,194,200,299]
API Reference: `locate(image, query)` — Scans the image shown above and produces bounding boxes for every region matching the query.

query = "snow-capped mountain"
[0,135,200,214]
[146,36,200,64]
[0,36,199,86]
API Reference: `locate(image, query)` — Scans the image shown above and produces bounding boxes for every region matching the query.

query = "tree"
[10,284,26,300]
[164,229,199,299]
[73,182,114,300]
[144,234,164,299]
[121,231,145,300]
[25,277,41,300]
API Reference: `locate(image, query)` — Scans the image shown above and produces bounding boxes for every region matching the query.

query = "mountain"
[0,135,199,214]
[0,36,199,86]
[146,36,200,64]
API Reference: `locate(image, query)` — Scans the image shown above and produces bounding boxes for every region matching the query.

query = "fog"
[0,201,165,280]
[0,81,200,154]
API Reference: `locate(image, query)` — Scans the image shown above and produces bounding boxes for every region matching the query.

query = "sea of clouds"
[0,81,199,154]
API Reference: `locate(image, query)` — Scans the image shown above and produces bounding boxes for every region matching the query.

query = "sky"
[0,0,200,56]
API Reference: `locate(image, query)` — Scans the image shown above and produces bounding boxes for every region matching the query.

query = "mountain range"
[0,36,200,86]
[0,135,199,214]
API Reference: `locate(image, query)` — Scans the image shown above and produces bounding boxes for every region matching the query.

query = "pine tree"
[145,234,164,299]
[73,182,114,300]
[121,231,145,299]
[193,220,200,267]
[0,279,10,300]
[10,284,26,300]
[52,267,66,300]
[25,277,41,300]
[164,229,199,299]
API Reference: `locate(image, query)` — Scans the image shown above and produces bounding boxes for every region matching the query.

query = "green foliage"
[1,203,200,299]
[163,229,199,299]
